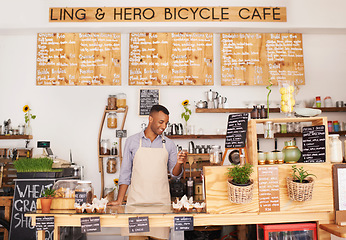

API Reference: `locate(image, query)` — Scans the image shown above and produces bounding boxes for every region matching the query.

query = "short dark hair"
[149,105,169,116]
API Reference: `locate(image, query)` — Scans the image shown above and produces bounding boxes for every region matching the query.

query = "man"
[108,105,187,239]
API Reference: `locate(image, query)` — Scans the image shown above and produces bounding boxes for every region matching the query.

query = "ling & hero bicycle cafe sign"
[49,6,286,22]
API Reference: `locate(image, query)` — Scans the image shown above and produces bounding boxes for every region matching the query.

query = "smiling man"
[108,104,186,239]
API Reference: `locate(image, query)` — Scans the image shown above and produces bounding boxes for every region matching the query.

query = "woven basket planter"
[286,177,314,202]
[227,179,254,204]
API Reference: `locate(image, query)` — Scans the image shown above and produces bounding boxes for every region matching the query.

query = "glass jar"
[329,134,343,163]
[278,80,296,116]
[264,121,274,139]
[209,145,222,165]
[107,158,117,173]
[107,112,117,128]
[75,181,94,204]
[53,180,78,198]
[117,93,127,110]
[18,125,25,135]
[107,95,117,110]
[282,140,301,164]
[287,122,294,133]
[100,139,110,155]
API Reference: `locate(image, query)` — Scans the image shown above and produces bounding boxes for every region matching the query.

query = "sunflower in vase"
[181,100,192,134]
[23,105,36,135]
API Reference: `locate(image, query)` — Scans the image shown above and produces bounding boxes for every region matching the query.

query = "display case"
[257,222,317,240]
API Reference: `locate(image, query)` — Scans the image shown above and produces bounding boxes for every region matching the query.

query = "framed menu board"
[129,32,213,85]
[36,33,121,86]
[220,33,305,86]
[139,88,160,116]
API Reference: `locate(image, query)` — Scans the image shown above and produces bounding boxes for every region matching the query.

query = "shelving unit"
[0,135,33,140]
[97,106,128,197]
[195,106,346,113]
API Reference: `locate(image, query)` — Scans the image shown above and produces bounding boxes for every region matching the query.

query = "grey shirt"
[118,131,182,186]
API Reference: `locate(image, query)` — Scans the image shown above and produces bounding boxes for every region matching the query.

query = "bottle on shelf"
[186,177,194,198]
[329,134,343,163]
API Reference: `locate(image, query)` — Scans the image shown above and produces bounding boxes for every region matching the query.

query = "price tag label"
[36,216,55,231]
[75,191,87,204]
[174,216,194,231]
[116,130,127,138]
[128,216,149,233]
[81,217,101,233]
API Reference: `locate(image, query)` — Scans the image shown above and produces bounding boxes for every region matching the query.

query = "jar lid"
[109,95,116,97]
[329,134,340,137]
[333,121,339,123]
[78,180,92,184]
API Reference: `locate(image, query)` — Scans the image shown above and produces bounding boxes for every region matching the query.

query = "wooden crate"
[36,198,75,210]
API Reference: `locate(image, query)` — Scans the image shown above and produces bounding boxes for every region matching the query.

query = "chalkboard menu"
[220,33,304,86]
[225,113,248,148]
[36,216,54,231]
[302,125,326,163]
[174,216,194,231]
[258,166,280,212]
[128,216,149,233]
[37,33,121,86]
[139,89,160,116]
[129,32,213,85]
[10,179,55,240]
[81,217,101,233]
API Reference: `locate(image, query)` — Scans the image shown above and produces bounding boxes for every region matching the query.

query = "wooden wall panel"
[129,32,213,85]
[36,33,121,86]
[220,33,305,86]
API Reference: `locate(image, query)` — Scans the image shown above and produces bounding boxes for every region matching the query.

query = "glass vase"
[25,121,32,135]
[278,80,296,117]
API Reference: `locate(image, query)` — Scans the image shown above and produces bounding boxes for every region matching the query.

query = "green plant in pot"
[227,163,254,186]
[40,187,56,213]
[287,165,316,202]
[226,163,254,204]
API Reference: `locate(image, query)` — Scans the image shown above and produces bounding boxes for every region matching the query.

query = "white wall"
[1,0,346,197]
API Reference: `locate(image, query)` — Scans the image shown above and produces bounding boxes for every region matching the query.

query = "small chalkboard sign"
[139,89,160,116]
[75,191,87,204]
[225,113,248,148]
[36,216,55,231]
[302,125,326,163]
[174,216,194,231]
[116,130,127,138]
[81,217,101,233]
[129,216,149,233]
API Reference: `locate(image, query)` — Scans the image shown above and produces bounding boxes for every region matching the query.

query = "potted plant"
[40,187,56,213]
[287,165,316,201]
[13,157,62,179]
[226,163,254,204]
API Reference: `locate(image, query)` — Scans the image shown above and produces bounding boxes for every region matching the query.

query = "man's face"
[149,111,169,135]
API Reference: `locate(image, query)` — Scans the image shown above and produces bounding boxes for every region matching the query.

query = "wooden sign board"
[302,125,326,163]
[129,32,213,86]
[225,113,248,148]
[139,89,160,116]
[220,33,304,86]
[258,166,280,212]
[36,33,121,86]
[49,7,286,22]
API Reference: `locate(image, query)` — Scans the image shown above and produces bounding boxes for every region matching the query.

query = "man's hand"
[107,199,122,206]
[177,150,187,165]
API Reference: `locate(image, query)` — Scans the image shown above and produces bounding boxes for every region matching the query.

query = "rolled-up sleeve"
[118,137,134,186]
[166,140,183,178]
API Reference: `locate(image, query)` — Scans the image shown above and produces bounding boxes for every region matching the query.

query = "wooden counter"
[320,224,346,238]
[26,210,334,240]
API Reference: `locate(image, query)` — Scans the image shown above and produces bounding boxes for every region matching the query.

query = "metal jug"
[177,123,184,135]
[188,141,195,154]
[171,124,178,135]
[206,89,219,101]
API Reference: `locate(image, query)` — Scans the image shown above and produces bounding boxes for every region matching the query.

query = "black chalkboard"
[75,191,87,204]
[225,113,248,148]
[174,216,194,231]
[129,216,149,233]
[81,217,101,233]
[9,179,55,240]
[36,216,54,231]
[116,130,127,138]
[302,125,326,163]
[139,89,160,116]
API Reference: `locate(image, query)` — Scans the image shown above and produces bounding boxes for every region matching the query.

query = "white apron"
[121,136,171,239]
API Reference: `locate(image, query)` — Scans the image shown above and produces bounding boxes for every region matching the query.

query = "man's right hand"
[107,199,122,206]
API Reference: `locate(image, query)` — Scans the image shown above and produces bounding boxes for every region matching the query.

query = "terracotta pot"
[40,198,53,213]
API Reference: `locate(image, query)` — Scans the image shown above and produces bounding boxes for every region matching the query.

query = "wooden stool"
[0,196,13,240]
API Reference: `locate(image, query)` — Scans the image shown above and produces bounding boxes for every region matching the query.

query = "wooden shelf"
[166,134,226,139]
[0,135,33,140]
[195,107,280,113]
[98,155,119,158]
[196,107,346,113]
[105,108,127,113]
